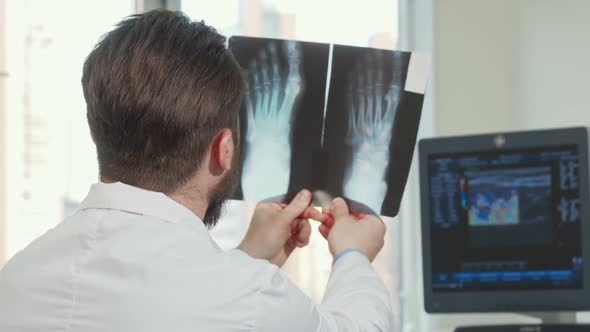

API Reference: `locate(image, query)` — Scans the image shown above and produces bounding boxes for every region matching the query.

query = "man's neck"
[168,183,209,221]
[101,176,209,221]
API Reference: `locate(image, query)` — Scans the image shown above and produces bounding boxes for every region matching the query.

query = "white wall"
[514,0,590,324]
[435,0,590,137]
[435,0,518,137]
[515,0,590,130]
[425,0,590,330]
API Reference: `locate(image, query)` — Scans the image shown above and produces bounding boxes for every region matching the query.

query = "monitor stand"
[455,312,590,332]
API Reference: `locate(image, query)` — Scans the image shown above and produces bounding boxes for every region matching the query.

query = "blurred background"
[0,0,589,331]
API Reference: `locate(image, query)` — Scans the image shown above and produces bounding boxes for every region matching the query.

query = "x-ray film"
[229,36,427,217]
[229,36,329,203]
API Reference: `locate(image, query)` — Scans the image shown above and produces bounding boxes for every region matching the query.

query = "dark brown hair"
[82,10,244,193]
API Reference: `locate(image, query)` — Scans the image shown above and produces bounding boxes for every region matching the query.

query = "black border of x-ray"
[382,90,424,216]
[229,36,424,217]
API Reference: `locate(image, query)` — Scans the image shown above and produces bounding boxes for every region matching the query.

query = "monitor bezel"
[419,127,590,313]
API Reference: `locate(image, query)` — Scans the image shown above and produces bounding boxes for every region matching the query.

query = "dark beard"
[202,197,225,228]
[202,153,241,228]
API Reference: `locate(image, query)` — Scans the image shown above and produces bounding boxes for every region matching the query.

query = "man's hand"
[319,197,386,262]
[238,190,326,267]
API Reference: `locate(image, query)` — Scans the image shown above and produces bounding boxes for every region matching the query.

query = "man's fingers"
[295,219,311,247]
[278,204,323,221]
[331,197,350,219]
[300,206,326,222]
[320,212,335,227]
[280,203,333,224]
[318,224,330,240]
[281,190,312,222]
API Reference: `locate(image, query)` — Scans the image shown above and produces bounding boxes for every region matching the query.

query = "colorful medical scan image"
[468,190,520,226]
[229,36,426,217]
[463,167,552,226]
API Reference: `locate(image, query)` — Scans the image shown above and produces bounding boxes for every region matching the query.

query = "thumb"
[332,197,350,219]
[280,190,312,223]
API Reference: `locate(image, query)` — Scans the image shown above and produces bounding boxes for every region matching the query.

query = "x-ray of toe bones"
[241,41,304,202]
[343,52,404,213]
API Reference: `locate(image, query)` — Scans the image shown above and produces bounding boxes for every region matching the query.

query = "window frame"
[0,0,7,263]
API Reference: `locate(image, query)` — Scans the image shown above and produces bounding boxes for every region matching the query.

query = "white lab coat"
[0,182,393,331]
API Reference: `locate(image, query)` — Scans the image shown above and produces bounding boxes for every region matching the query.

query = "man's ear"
[211,129,235,173]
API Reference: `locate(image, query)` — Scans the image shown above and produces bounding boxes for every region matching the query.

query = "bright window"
[182,0,399,49]
[4,0,136,260]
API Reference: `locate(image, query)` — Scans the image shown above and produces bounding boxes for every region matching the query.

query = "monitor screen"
[428,145,583,292]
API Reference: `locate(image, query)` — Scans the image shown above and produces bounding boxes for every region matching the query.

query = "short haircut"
[82,10,244,193]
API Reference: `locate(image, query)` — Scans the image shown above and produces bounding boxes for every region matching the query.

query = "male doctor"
[0,10,392,331]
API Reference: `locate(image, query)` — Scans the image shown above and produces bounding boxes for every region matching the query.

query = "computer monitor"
[419,127,590,313]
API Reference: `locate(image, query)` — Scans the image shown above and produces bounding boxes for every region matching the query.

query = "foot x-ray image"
[229,36,329,203]
[229,36,426,217]
[323,45,424,216]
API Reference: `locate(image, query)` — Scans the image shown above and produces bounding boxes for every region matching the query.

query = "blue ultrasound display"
[429,146,582,291]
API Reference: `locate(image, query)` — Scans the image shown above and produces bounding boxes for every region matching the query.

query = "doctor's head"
[81,10,244,227]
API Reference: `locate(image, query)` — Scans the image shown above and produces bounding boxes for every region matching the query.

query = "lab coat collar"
[80,182,203,226]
